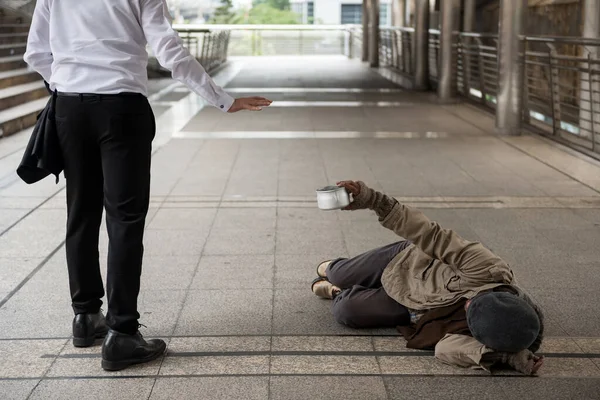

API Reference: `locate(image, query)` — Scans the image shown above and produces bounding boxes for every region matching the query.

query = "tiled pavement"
[1,56,600,399]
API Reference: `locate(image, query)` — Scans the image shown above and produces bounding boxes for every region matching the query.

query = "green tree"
[252,0,291,11]
[244,3,299,24]
[211,0,239,23]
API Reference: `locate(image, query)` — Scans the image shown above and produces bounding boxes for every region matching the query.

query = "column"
[369,0,380,67]
[362,0,370,62]
[463,0,476,32]
[437,0,460,102]
[495,0,526,135]
[413,0,429,90]
[579,0,600,147]
[392,0,405,27]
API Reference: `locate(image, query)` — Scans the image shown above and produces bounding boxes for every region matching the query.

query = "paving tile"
[384,376,506,400]
[537,357,600,378]
[271,355,380,374]
[137,290,187,337]
[191,255,274,289]
[46,356,161,378]
[141,230,208,256]
[204,228,275,255]
[276,228,346,255]
[538,337,585,354]
[212,207,276,230]
[574,338,600,354]
[0,228,64,258]
[270,376,388,400]
[378,356,487,375]
[499,378,600,400]
[147,208,216,230]
[168,336,271,353]
[372,336,411,352]
[0,257,45,294]
[141,256,200,291]
[271,336,373,352]
[0,379,39,400]
[159,356,269,375]
[277,207,340,230]
[30,378,154,400]
[0,339,67,378]
[150,377,269,400]
[175,289,273,335]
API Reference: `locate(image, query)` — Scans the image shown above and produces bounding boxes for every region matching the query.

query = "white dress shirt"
[24,0,234,111]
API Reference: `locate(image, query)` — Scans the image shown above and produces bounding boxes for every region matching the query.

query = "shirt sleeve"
[23,0,53,83]
[140,0,234,112]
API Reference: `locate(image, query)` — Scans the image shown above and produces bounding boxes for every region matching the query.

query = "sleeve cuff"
[217,93,235,112]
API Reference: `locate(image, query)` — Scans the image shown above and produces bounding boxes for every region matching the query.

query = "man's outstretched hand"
[337,180,370,211]
[228,97,272,112]
[336,180,361,197]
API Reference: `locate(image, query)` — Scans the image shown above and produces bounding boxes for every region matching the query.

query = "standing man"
[24,0,271,371]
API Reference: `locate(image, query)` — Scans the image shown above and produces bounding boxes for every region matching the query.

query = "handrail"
[174,24,352,32]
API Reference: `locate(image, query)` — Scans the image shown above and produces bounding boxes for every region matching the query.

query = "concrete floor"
[1,56,600,399]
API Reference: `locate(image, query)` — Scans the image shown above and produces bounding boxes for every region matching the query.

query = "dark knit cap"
[466,291,540,353]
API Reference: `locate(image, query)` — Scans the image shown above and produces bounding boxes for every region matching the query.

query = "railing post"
[588,53,597,152]
[579,0,600,146]
[547,44,562,135]
[362,0,370,62]
[414,0,430,90]
[495,0,526,136]
[475,38,487,104]
[369,0,380,67]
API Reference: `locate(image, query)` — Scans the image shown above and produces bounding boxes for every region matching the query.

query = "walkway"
[1,56,600,399]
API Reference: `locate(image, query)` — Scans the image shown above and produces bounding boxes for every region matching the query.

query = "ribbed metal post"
[413,0,429,90]
[495,0,526,135]
[437,0,460,102]
[362,0,370,62]
[369,0,380,67]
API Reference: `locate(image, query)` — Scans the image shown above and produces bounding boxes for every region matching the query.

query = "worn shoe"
[316,260,333,278]
[311,277,341,299]
[72,311,109,348]
[101,329,167,371]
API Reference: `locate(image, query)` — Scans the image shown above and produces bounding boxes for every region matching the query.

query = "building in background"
[290,0,392,25]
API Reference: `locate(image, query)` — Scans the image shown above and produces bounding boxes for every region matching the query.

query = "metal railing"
[177,24,351,57]
[375,28,600,157]
[149,27,231,74]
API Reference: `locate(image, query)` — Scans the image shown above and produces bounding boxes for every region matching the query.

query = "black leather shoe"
[101,329,166,371]
[72,312,109,348]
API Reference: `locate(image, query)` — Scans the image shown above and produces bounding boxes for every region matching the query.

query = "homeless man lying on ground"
[312,180,544,376]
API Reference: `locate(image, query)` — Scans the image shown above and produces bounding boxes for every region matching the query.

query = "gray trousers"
[326,241,412,329]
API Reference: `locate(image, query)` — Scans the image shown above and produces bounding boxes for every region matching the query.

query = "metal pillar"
[495,0,526,136]
[463,0,476,32]
[369,0,380,67]
[580,0,600,147]
[438,0,460,102]
[362,0,370,62]
[413,0,429,90]
[392,0,405,27]
[405,0,413,26]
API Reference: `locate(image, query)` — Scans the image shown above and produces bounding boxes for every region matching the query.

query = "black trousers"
[327,241,412,329]
[55,93,155,334]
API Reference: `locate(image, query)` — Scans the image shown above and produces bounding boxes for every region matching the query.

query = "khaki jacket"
[373,195,527,370]
[379,200,515,310]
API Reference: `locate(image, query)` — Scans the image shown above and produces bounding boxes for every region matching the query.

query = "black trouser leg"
[98,96,155,334]
[326,240,412,289]
[56,97,105,315]
[326,241,413,329]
